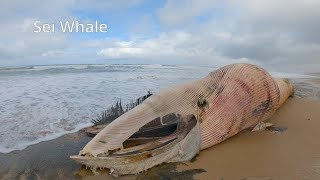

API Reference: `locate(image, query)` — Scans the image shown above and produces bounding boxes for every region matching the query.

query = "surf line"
[33,20,108,33]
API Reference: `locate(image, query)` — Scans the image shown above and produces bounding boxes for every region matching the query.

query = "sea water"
[0,64,319,153]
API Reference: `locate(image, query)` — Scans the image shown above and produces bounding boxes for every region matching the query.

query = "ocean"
[0,64,319,153]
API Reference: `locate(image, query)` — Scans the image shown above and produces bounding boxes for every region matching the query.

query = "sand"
[184,98,320,180]
[1,97,320,180]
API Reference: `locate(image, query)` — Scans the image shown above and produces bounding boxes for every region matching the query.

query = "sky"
[1,0,320,72]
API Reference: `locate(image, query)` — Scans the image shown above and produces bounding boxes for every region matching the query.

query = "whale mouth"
[119,113,180,152]
[70,113,200,175]
[108,114,197,156]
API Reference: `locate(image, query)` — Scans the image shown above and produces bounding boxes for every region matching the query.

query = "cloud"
[97,31,254,66]
[0,16,74,65]
[156,0,320,71]
[74,0,145,11]
[98,32,203,58]
[0,0,319,72]
[230,0,320,43]
[0,2,91,65]
[222,0,320,67]
[96,0,320,71]
[157,0,218,27]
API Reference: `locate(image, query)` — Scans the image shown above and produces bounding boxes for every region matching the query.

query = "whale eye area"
[197,98,207,108]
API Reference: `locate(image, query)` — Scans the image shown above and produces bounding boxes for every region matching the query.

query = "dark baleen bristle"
[91,91,153,125]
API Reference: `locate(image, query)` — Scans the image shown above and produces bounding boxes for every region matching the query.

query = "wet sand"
[1,97,320,179]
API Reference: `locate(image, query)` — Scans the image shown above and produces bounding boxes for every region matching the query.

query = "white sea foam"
[0,64,209,153]
[0,64,318,153]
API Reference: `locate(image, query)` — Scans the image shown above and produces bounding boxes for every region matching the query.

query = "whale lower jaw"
[70,116,201,176]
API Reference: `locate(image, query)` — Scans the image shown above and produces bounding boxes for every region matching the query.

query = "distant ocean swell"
[0,64,179,75]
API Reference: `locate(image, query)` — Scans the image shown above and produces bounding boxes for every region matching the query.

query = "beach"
[2,0,320,179]
[0,97,320,179]
[184,97,320,180]
[0,65,320,180]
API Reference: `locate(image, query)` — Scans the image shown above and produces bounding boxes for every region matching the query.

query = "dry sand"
[1,97,320,180]
[183,98,320,180]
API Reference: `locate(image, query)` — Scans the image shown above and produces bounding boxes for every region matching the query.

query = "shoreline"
[0,130,205,180]
[1,97,320,179]
[0,123,93,154]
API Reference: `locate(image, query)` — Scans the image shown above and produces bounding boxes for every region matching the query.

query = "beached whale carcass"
[71,63,294,176]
